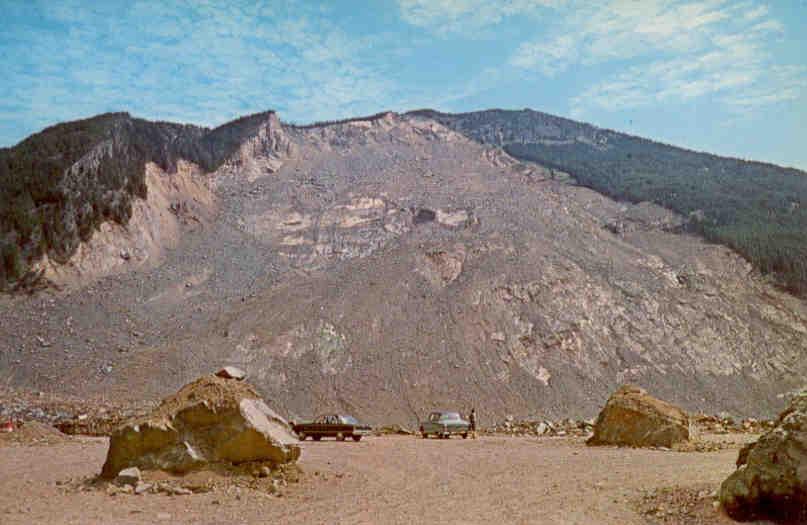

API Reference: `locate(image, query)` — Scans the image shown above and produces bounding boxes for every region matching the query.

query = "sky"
[1,0,805,169]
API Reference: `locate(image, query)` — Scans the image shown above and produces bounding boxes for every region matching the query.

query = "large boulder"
[100,375,300,479]
[586,385,695,448]
[719,392,807,523]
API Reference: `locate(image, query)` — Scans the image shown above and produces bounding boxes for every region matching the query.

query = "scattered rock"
[375,424,413,435]
[100,374,300,478]
[587,385,695,448]
[719,391,807,523]
[114,467,141,487]
[215,366,247,381]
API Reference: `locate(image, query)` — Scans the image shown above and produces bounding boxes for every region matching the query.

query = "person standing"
[469,408,477,439]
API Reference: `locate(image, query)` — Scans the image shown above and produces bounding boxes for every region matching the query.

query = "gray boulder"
[720,392,807,522]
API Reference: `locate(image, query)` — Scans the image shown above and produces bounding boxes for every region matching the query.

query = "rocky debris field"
[1,378,791,525]
[0,386,151,436]
[0,432,765,525]
[1,113,806,427]
[0,420,71,447]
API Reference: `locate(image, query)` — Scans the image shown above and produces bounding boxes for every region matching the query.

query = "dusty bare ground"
[0,433,774,525]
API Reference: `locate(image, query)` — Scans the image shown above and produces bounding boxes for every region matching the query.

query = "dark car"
[293,414,372,441]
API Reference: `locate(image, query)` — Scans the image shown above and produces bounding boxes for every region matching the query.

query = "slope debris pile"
[413,108,807,295]
[1,110,806,425]
[100,374,300,479]
[0,420,70,446]
[587,385,695,448]
[719,392,807,523]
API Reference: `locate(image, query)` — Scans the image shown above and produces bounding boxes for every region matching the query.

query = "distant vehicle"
[293,414,372,442]
[419,411,471,439]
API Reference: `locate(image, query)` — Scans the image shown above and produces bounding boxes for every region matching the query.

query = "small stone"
[215,366,246,380]
[134,482,152,495]
[156,512,171,520]
[114,467,141,487]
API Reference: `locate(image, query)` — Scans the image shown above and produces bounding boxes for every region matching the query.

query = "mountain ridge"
[0,110,805,426]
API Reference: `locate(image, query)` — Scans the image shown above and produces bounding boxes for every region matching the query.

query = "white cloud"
[397,0,563,35]
[1,0,401,138]
[496,0,801,117]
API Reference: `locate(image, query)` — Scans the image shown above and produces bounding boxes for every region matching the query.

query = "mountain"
[0,110,284,290]
[410,108,807,295]
[0,109,805,427]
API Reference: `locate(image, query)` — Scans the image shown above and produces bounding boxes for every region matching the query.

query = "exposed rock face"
[719,392,807,523]
[100,375,299,478]
[587,385,695,448]
[2,112,807,427]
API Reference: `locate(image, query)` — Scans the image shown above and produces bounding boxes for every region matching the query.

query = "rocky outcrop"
[100,375,299,478]
[587,385,695,448]
[3,110,807,428]
[719,392,807,523]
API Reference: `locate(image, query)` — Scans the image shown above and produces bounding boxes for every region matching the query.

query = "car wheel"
[462,432,468,439]
[336,432,345,441]
[298,432,307,441]
[313,435,322,441]
[352,435,362,442]
[421,432,428,439]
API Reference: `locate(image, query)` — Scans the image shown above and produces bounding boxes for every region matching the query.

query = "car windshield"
[340,415,359,425]
[430,412,460,421]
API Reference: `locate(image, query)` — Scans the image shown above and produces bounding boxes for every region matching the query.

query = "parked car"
[293,414,372,441]
[419,411,471,439]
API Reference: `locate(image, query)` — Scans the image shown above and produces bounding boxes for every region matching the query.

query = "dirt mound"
[0,420,70,446]
[719,391,807,522]
[101,374,300,478]
[587,385,695,448]
[146,373,262,421]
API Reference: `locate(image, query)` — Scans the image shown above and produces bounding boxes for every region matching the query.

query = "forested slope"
[412,109,807,294]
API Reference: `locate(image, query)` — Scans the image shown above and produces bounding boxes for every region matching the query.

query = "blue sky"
[2,0,805,169]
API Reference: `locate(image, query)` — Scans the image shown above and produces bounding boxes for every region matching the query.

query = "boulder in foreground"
[586,385,694,448]
[100,374,299,478]
[719,392,807,523]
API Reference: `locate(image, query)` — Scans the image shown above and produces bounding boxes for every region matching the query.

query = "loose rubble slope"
[1,112,806,427]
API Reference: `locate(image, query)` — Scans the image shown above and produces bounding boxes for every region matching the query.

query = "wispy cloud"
[0,0,398,144]
[495,0,798,117]
[396,0,563,35]
[394,0,801,119]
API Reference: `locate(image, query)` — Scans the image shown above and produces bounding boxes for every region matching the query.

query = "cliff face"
[0,110,805,427]
[0,111,286,290]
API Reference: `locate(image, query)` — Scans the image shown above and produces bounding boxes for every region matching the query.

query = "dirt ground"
[0,433,778,525]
